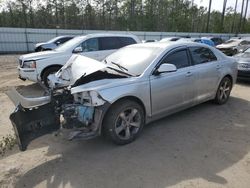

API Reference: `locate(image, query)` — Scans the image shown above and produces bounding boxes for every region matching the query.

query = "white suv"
[18,33,140,86]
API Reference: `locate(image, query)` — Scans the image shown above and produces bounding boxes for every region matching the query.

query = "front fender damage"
[7,87,109,151]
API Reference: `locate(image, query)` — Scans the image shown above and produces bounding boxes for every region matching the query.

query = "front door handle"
[186,71,193,77]
[216,65,223,69]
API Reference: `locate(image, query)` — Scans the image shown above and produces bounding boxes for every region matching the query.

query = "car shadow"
[14,96,250,188]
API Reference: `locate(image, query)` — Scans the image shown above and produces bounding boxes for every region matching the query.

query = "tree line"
[0,0,249,33]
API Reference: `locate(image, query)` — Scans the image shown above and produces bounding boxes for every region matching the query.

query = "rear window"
[99,37,136,50]
[99,37,121,50]
[240,40,250,45]
[118,37,136,47]
[189,47,217,65]
[56,37,73,44]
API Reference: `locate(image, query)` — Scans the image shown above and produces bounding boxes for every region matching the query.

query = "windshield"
[105,46,162,76]
[46,36,63,43]
[224,40,236,44]
[244,48,250,53]
[55,37,84,52]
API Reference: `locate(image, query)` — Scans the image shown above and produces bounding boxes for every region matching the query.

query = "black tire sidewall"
[215,77,232,105]
[103,100,145,145]
[42,67,61,87]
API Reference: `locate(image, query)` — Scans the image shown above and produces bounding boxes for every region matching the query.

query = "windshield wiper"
[111,61,128,72]
[107,66,134,77]
[104,59,128,72]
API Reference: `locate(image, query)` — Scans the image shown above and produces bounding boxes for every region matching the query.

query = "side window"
[194,39,202,43]
[99,37,121,50]
[161,49,190,69]
[189,47,217,65]
[81,38,99,52]
[240,40,250,45]
[55,37,72,45]
[118,37,136,47]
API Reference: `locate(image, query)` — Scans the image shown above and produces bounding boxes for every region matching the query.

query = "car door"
[150,47,196,116]
[188,46,220,102]
[77,38,103,61]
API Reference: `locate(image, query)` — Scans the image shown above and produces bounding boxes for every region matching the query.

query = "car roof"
[75,33,138,40]
[127,41,210,49]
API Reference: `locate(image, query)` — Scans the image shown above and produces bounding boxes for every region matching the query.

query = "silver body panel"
[7,42,238,151]
[10,42,238,120]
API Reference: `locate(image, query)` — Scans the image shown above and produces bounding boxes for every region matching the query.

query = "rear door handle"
[186,71,193,77]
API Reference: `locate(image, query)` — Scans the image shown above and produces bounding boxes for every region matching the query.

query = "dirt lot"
[0,54,250,188]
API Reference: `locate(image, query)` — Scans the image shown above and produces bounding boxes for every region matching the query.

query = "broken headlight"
[73,91,105,106]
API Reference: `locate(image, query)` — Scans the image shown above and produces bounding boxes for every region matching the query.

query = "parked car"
[179,38,215,46]
[18,33,140,87]
[142,39,158,43]
[7,42,237,151]
[34,36,74,52]
[205,37,224,46]
[160,37,181,42]
[234,47,250,80]
[216,39,250,56]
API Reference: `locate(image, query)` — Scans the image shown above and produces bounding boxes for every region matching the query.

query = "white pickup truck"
[18,33,140,86]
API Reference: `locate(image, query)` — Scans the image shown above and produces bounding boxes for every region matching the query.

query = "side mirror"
[155,64,177,75]
[73,46,83,53]
[55,41,61,45]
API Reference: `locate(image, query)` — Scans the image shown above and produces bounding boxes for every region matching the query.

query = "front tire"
[103,100,145,145]
[214,77,232,105]
[42,66,61,88]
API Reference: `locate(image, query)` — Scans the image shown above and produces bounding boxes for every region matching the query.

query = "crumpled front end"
[6,87,109,151]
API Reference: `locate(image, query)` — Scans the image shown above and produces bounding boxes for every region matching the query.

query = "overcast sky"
[194,0,245,12]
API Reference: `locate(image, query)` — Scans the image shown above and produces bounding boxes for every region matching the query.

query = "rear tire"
[42,66,61,88]
[103,100,145,145]
[214,77,232,105]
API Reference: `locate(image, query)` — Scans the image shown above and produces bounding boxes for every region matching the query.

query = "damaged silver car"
[7,42,238,151]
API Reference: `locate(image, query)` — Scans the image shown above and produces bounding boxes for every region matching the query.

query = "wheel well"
[114,96,146,114]
[40,65,62,80]
[104,96,146,121]
[224,74,233,83]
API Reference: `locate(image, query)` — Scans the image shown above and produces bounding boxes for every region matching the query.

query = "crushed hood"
[48,55,108,88]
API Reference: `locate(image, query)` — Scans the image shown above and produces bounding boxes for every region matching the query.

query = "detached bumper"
[6,87,51,108]
[6,88,58,151]
[6,88,109,151]
[10,104,60,151]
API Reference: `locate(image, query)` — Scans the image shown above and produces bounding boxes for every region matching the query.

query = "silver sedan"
[7,42,238,151]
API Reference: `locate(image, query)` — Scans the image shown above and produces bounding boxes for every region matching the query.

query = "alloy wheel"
[114,108,142,140]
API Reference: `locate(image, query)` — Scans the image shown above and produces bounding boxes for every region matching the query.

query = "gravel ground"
[0,54,250,188]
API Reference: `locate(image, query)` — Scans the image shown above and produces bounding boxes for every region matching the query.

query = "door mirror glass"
[156,64,177,75]
[73,46,83,53]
